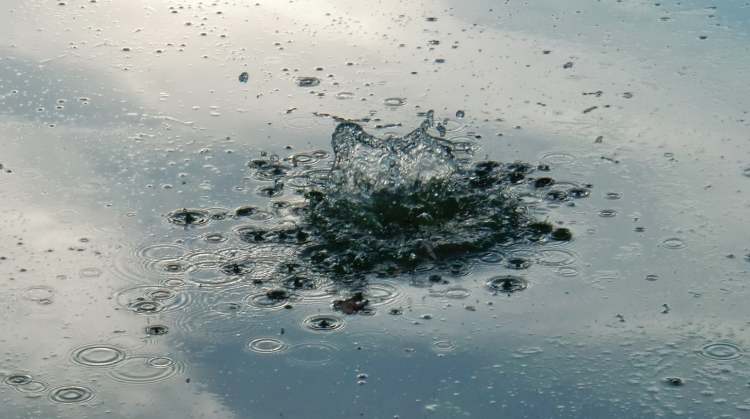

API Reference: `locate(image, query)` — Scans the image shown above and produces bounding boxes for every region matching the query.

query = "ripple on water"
[660,237,686,250]
[605,192,623,200]
[540,152,575,165]
[303,315,345,332]
[362,281,402,306]
[557,267,579,277]
[598,209,618,218]
[108,356,181,384]
[699,342,743,360]
[137,243,188,260]
[443,287,471,299]
[22,286,55,302]
[235,206,274,221]
[282,274,336,302]
[289,152,321,166]
[49,386,94,403]
[384,97,406,107]
[244,291,290,311]
[115,286,191,314]
[151,258,192,275]
[336,91,355,100]
[432,339,457,353]
[173,297,251,337]
[202,233,227,244]
[79,267,103,278]
[536,249,577,267]
[486,275,529,294]
[246,337,288,354]
[15,380,48,394]
[187,265,244,287]
[72,344,127,367]
[287,342,338,367]
[4,374,33,386]
[479,251,504,264]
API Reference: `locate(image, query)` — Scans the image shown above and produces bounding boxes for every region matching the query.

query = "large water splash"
[169,111,585,279]
[328,111,458,200]
[299,112,559,275]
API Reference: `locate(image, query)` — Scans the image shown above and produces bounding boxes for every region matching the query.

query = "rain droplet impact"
[287,342,338,367]
[109,356,180,383]
[486,275,528,294]
[296,77,320,87]
[22,286,55,302]
[247,338,288,354]
[336,91,355,100]
[49,386,94,403]
[699,343,743,360]
[4,374,33,386]
[598,209,617,218]
[384,97,406,107]
[303,315,344,332]
[167,209,210,226]
[660,237,686,250]
[72,345,127,367]
[145,325,169,336]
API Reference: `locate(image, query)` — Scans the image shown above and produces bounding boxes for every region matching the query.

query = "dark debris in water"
[333,292,370,315]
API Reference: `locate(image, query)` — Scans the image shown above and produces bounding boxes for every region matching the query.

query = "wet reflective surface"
[2,0,750,418]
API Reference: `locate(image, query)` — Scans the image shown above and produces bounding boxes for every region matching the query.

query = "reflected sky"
[1,0,750,418]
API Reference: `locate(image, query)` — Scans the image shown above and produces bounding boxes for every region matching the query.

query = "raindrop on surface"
[287,342,338,367]
[384,97,406,107]
[699,342,743,360]
[108,356,181,383]
[296,77,320,87]
[486,276,528,294]
[303,315,345,332]
[660,237,686,250]
[4,374,33,386]
[22,286,55,302]
[72,345,127,367]
[145,325,169,336]
[247,338,288,354]
[598,209,618,218]
[49,386,94,403]
[239,71,249,83]
[605,192,622,200]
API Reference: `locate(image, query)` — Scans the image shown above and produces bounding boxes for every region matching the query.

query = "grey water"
[1,1,750,418]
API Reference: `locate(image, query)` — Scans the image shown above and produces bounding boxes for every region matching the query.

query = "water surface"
[2,1,750,418]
